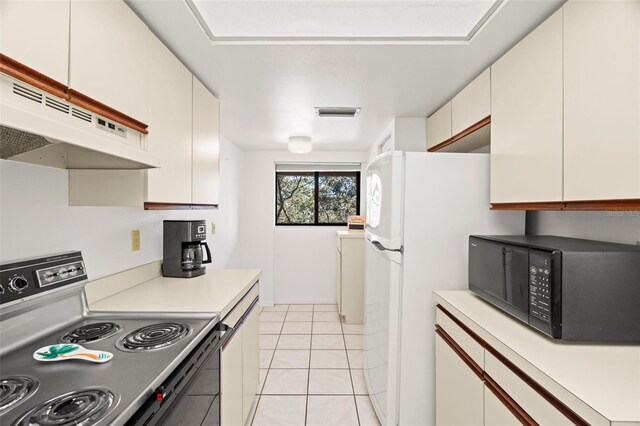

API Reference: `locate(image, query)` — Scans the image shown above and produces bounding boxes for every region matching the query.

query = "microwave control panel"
[529,251,552,324]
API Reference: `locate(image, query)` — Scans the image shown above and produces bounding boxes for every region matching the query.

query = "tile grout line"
[253,304,289,426]
[341,318,362,426]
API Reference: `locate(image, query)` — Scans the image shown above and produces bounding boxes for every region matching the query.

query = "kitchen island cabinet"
[433,290,640,426]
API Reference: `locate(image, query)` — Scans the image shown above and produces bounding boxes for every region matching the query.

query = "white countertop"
[337,229,365,239]
[89,269,261,319]
[433,290,640,425]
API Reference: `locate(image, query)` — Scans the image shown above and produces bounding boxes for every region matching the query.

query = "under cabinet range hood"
[0,74,161,169]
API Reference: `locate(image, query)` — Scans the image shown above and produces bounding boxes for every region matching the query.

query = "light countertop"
[89,268,261,320]
[337,229,365,239]
[433,290,640,425]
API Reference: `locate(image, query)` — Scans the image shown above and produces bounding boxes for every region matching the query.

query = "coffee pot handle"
[201,242,212,264]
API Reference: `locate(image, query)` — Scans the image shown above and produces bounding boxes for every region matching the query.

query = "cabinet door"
[146,33,192,204]
[341,238,364,324]
[241,300,259,423]
[336,246,342,313]
[221,326,244,426]
[563,0,640,201]
[69,0,148,121]
[452,68,491,135]
[435,333,484,425]
[490,9,563,204]
[1,0,70,84]
[484,385,521,426]
[426,102,452,149]
[192,77,220,205]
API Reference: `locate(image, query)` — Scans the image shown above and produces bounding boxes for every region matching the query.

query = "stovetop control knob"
[8,276,28,292]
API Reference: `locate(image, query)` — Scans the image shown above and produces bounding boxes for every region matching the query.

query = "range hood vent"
[1,75,161,170]
[315,107,361,118]
[0,126,50,159]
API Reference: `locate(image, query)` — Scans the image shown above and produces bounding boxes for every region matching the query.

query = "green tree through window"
[276,172,360,225]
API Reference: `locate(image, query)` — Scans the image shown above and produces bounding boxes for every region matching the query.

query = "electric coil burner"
[13,388,116,426]
[61,322,122,344]
[0,252,221,426]
[0,376,39,413]
[116,323,191,352]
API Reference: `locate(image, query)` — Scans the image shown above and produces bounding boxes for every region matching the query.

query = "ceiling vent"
[315,107,361,118]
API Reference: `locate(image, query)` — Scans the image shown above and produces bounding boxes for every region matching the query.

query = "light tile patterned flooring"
[247,304,381,426]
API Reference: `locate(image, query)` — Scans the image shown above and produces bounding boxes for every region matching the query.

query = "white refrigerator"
[363,151,525,426]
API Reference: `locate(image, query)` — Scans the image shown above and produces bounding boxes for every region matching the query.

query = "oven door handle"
[216,323,235,351]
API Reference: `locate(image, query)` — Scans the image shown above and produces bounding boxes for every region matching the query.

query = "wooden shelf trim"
[436,304,589,426]
[0,54,149,135]
[144,202,219,211]
[428,115,491,152]
[491,198,640,211]
[484,374,538,426]
[66,89,148,135]
[0,53,69,100]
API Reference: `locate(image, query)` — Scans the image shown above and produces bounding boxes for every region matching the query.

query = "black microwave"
[468,235,640,343]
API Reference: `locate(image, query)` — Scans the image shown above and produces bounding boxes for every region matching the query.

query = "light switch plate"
[131,230,140,251]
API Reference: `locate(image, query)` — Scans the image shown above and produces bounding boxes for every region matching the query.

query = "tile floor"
[247,304,381,426]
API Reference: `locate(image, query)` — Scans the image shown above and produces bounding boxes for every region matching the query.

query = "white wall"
[527,211,640,245]
[0,136,245,279]
[239,150,368,305]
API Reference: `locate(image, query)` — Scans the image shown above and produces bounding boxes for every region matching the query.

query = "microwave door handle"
[201,242,212,264]
[502,248,513,301]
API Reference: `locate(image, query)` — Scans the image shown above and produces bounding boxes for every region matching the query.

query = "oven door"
[468,237,530,323]
[128,323,231,426]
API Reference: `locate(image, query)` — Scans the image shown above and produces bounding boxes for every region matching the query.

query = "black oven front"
[127,323,230,426]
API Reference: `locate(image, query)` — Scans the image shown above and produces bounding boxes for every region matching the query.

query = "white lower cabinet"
[435,333,484,425]
[484,386,520,426]
[336,233,364,324]
[221,283,259,426]
[221,324,243,426]
[241,287,260,423]
[435,305,581,426]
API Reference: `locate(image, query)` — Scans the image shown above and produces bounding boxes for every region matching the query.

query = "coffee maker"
[162,220,212,278]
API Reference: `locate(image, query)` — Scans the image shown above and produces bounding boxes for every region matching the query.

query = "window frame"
[275,171,361,226]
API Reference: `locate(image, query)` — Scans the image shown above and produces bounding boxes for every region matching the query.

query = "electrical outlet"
[131,230,140,252]
[211,223,216,235]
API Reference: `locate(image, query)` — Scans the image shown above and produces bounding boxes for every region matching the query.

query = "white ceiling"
[127,0,564,152]
[187,0,501,42]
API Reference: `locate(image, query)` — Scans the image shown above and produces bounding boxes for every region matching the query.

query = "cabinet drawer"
[223,302,244,328]
[436,307,484,369]
[485,352,571,425]
[242,282,259,312]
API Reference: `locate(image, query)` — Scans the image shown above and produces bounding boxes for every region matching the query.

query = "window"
[275,171,360,225]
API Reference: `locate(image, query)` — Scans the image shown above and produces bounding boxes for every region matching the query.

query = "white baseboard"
[273,299,337,305]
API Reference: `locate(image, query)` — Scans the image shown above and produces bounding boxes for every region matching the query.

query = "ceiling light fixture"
[288,136,312,154]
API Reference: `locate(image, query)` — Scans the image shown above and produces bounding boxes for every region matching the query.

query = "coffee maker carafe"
[163,220,212,278]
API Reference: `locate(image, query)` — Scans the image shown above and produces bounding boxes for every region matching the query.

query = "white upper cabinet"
[1,0,70,83]
[563,0,640,201]
[192,77,220,205]
[490,9,564,204]
[146,33,193,204]
[69,0,148,122]
[451,68,490,135]
[426,102,452,149]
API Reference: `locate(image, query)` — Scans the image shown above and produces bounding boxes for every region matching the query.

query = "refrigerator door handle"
[367,237,404,254]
